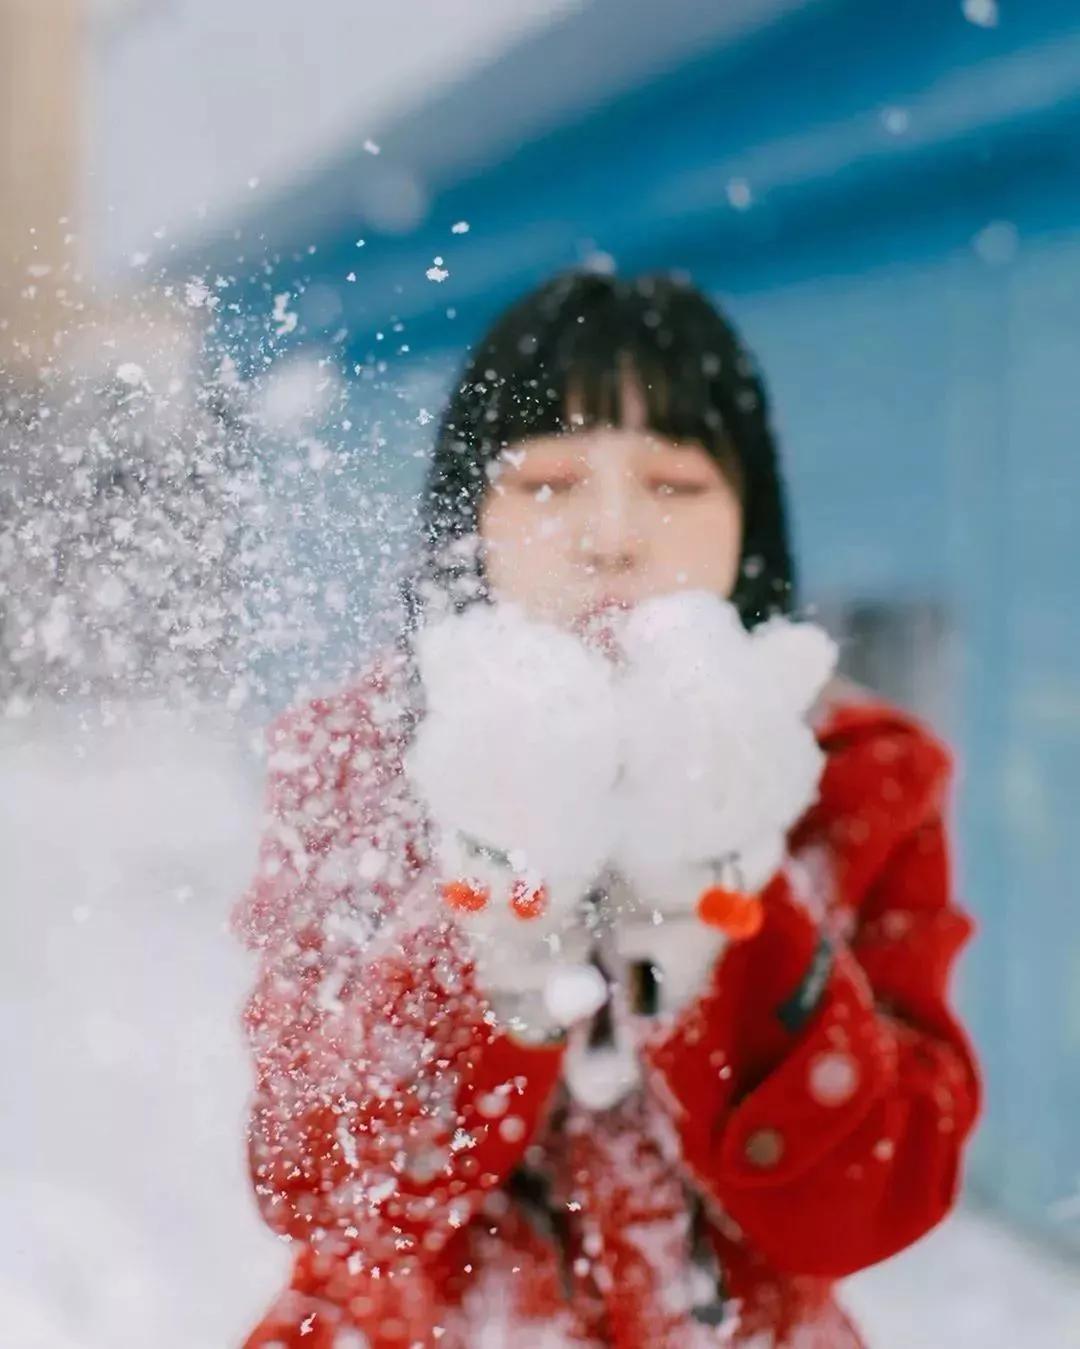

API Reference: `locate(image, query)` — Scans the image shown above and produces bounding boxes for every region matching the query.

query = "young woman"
[235,272,980,1348]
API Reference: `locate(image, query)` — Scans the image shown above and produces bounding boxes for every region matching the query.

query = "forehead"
[504,427,696,463]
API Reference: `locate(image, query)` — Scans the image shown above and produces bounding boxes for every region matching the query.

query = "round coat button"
[744,1127,785,1168]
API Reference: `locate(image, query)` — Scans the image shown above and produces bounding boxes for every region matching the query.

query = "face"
[479,375,743,627]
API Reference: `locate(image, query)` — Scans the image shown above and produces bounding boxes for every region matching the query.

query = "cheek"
[655,497,742,590]
[479,495,573,594]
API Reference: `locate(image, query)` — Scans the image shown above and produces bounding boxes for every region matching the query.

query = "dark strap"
[687,1190,727,1326]
[776,933,835,1034]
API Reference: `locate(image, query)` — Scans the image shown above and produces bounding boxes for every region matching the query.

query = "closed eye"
[650,478,711,497]
[517,475,581,496]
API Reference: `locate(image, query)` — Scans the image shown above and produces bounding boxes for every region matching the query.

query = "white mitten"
[612,591,837,1009]
[404,601,620,1037]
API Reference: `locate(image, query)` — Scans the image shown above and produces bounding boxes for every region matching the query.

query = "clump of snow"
[271,291,298,335]
[406,600,620,911]
[563,1033,641,1112]
[542,961,609,1026]
[726,177,753,210]
[881,105,911,136]
[184,277,215,310]
[615,590,836,906]
[972,219,1020,267]
[962,0,999,28]
[115,361,145,386]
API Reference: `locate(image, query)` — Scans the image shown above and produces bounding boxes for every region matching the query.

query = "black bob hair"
[414,270,795,630]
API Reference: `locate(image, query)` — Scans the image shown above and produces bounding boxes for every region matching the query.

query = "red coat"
[235,654,980,1348]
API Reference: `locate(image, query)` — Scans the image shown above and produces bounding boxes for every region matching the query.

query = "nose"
[582,536,638,575]
[579,481,645,576]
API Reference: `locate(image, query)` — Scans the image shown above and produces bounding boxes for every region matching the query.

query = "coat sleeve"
[235,689,565,1267]
[644,708,980,1279]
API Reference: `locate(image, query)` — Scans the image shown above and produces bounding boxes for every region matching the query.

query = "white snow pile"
[0,705,283,1349]
[615,590,837,903]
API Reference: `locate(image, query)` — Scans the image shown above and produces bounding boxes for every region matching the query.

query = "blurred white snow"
[0,707,287,1348]
[847,1207,1080,1346]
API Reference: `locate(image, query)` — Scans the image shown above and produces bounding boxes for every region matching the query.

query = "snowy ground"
[2,708,1077,1347]
[847,1209,1080,1346]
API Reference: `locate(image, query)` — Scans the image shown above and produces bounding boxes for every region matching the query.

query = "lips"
[571,597,633,659]
[576,595,632,624]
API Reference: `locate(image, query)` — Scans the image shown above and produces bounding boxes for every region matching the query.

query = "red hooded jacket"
[235,654,979,1348]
